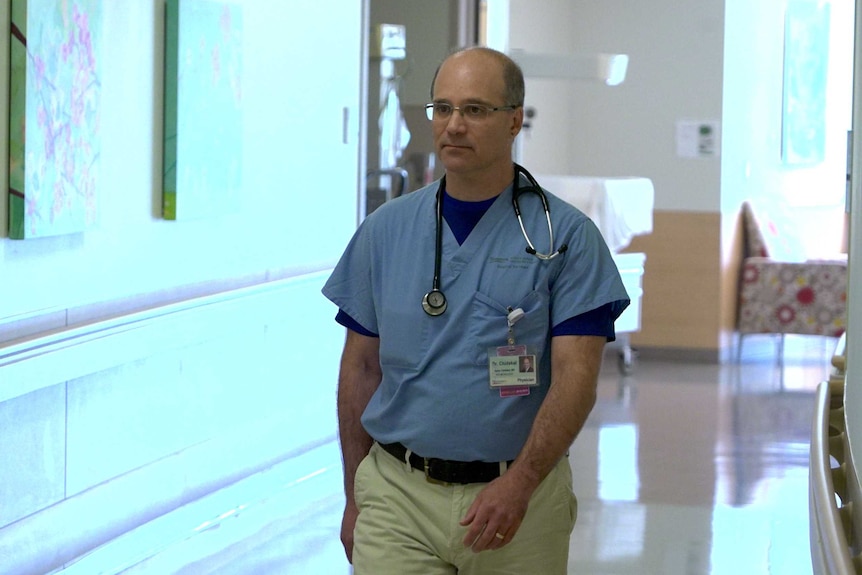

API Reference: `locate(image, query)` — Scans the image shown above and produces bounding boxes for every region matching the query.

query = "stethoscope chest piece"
[422,289,448,316]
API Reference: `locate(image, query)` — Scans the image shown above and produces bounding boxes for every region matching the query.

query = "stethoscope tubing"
[423,164,567,316]
[512,166,567,261]
[422,175,448,316]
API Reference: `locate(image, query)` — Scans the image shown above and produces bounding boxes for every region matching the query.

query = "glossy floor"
[59,335,835,574]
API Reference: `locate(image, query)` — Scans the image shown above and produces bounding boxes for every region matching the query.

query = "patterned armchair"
[737,200,847,359]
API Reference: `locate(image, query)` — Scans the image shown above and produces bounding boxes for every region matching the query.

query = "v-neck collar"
[442,191,498,245]
[441,183,514,274]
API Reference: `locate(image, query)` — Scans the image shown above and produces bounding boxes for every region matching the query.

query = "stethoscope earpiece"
[422,165,565,317]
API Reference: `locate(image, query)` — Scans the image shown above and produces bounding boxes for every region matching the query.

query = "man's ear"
[510,107,524,137]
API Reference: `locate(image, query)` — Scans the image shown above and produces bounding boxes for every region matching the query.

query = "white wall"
[721,0,853,256]
[0,273,347,574]
[0,2,365,571]
[507,0,852,223]
[0,1,362,331]
[509,0,724,212]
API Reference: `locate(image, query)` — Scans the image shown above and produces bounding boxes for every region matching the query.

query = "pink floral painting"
[8,0,102,239]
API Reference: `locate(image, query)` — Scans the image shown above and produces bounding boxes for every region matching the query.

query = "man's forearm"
[507,335,604,490]
[336,331,382,502]
[338,374,377,500]
[457,335,606,552]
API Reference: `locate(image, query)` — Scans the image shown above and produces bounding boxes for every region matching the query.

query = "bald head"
[430,47,525,108]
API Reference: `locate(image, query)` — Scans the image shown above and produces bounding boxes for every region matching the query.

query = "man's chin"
[438,149,474,171]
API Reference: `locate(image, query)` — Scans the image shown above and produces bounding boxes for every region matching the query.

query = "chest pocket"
[469,288,550,366]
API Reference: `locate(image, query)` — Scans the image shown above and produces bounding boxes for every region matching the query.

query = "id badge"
[489,345,538,397]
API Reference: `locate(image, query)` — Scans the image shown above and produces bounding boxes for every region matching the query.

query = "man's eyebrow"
[432,98,494,105]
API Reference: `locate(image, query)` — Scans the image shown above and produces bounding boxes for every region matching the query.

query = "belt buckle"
[423,457,452,486]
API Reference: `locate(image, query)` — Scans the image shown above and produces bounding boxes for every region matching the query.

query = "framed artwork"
[8,0,103,239]
[781,0,830,166]
[163,0,243,220]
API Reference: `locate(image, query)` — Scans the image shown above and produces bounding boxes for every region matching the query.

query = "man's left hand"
[459,471,536,552]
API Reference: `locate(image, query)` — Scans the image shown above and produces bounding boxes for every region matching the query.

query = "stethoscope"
[422,163,568,317]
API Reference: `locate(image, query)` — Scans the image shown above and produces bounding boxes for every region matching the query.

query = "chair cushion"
[738,257,847,336]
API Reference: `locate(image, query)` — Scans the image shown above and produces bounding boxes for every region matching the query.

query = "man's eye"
[464,105,485,117]
[435,104,453,115]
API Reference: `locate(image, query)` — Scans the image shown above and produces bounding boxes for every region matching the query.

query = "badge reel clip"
[506,307,525,350]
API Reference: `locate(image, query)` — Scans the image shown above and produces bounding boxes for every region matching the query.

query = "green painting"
[8,0,103,239]
[781,0,830,166]
[163,0,243,220]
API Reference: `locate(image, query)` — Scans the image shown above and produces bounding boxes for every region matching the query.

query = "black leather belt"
[378,442,512,485]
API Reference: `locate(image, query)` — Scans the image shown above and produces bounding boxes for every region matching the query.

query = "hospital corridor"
[2,1,861,574]
[50,335,830,575]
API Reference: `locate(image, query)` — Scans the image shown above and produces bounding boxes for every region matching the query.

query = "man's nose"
[444,111,468,132]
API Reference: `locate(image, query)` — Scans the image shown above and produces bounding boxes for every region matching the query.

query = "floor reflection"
[568,334,833,574]
[56,334,835,574]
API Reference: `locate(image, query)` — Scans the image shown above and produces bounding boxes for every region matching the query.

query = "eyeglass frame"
[424,101,521,122]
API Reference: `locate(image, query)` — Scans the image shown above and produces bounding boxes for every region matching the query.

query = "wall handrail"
[810,378,859,574]
[0,270,331,404]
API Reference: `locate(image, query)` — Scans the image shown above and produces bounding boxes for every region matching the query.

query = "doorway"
[364,1,476,215]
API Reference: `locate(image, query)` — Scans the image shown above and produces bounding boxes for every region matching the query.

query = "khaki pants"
[352,443,577,575]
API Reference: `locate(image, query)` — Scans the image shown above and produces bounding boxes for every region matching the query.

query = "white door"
[241,0,364,263]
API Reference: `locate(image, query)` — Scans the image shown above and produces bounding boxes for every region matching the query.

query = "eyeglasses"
[425,102,519,122]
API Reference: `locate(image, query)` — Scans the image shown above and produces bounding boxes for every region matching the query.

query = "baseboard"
[610,344,721,365]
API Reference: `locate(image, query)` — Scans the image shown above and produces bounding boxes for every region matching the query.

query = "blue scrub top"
[323,176,630,462]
